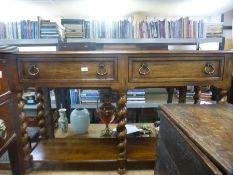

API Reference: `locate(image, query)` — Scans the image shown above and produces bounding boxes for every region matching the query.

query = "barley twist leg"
[116,93,127,174]
[17,91,32,168]
[36,88,47,139]
[193,86,201,104]
[178,87,187,103]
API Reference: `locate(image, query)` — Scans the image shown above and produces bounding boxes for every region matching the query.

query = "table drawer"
[0,59,9,96]
[18,58,118,82]
[0,99,15,153]
[129,57,223,82]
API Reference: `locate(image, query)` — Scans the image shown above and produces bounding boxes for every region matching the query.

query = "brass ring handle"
[28,64,39,77]
[139,63,150,75]
[204,63,215,75]
[96,63,107,76]
[0,119,7,140]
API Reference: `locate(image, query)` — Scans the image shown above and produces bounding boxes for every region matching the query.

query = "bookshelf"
[0,16,224,48]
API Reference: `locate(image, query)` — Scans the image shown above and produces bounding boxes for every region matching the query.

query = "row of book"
[69,89,147,105]
[0,17,222,40]
[0,17,62,40]
[0,20,40,39]
[61,17,222,39]
[85,18,208,39]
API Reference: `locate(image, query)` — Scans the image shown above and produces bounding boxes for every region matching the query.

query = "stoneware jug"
[70,108,90,134]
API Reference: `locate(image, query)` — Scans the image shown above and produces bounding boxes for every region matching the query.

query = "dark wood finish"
[193,86,201,104]
[157,104,233,175]
[1,50,233,174]
[0,54,24,175]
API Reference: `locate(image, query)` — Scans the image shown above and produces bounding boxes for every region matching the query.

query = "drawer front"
[0,59,9,96]
[0,99,15,152]
[18,58,118,82]
[129,57,223,82]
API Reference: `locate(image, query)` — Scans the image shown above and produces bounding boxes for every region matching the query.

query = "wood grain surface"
[160,104,233,174]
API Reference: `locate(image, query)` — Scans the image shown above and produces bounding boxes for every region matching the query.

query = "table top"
[159,104,233,174]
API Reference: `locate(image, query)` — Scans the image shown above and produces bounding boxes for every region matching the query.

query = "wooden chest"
[156,104,233,175]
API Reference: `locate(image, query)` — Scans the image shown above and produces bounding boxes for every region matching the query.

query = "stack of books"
[61,19,84,38]
[127,89,145,103]
[80,89,100,104]
[40,19,59,39]
[206,23,223,38]
[199,86,212,102]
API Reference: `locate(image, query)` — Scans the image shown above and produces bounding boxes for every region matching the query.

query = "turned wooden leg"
[36,88,47,139]
[166,88,174,103]
[43,88,54,139]
[218,89,228,103]
[193,86,201,104]
[178,87,187,103]
[17,91,33,168]
[116,92,127,174]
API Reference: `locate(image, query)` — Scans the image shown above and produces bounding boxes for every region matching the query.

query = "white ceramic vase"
[70,108,90,134]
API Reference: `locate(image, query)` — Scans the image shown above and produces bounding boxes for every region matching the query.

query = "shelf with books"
[61,17,223,40]
[0,16,224,47]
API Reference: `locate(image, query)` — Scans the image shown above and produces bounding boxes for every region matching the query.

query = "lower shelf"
[31,137,156,169]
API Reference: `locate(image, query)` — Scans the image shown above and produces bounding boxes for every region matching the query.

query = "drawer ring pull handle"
[139,63,150,75]
[97,63,107,76]
[0,119,7,140]
[28,64,39,77]
[204,63,215,75]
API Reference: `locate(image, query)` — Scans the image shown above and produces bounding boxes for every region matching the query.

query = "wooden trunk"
[157,104,233,175]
